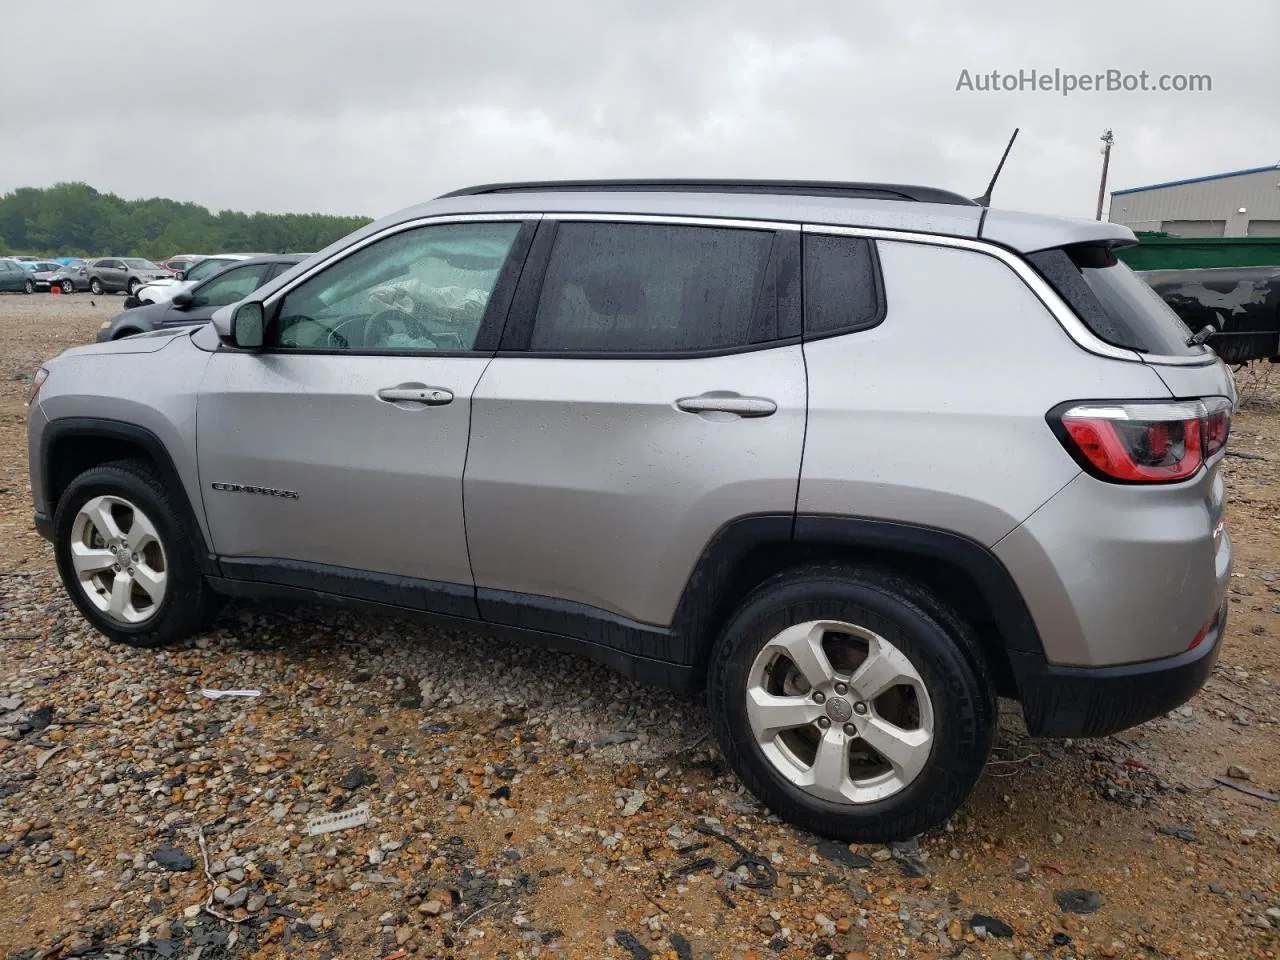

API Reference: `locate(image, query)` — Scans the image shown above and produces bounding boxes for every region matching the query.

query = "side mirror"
[175,270,186,280]
[224,301,264,348]
[171,291,193,308]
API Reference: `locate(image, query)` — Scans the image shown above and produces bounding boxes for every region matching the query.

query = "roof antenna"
[974,127,1019,207]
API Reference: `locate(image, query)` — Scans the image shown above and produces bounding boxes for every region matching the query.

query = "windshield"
[184,257,233,281]
[125,258,163,270]
[1028,244,1202,356]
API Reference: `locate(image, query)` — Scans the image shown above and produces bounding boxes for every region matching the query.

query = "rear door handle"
[675,392,777,418]
[377,384,453,406]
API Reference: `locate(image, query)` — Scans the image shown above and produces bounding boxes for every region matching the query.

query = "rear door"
[464,216,807,633]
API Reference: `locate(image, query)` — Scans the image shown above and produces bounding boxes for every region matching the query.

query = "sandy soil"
[0,291,1276,960]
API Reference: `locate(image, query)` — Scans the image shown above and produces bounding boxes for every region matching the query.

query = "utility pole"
[1095,128,1114,221]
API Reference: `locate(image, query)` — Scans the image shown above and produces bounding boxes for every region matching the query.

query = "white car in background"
[129,253,267,306]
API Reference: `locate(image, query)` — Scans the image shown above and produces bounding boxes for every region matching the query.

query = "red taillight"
[1203,399,1232,458]
[1052,398,1231,484]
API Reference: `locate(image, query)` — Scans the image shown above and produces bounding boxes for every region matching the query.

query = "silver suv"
[25,180,1235,841]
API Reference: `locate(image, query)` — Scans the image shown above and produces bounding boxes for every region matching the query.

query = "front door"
[196,218,532,615]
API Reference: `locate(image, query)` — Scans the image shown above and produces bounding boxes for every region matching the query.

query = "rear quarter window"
[1027,244,1201,357]
[802,234,885,337]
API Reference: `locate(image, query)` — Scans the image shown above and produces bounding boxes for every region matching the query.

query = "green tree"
[0,182,371,258]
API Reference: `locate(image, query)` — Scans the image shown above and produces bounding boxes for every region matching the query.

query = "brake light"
[1203,397,1232,458]
[1051,399,1231,484]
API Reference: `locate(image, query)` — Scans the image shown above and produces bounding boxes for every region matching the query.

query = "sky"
[1,0,1276,222]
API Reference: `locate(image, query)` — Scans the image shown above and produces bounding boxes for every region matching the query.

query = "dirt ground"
[0,292,1277,960]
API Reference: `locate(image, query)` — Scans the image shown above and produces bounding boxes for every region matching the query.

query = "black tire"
[60,279,74,295]
[707,565,996,842]
[52,459,218,648]
[89,277,104,295]
[23,279,34,294]
[127,278,140,295]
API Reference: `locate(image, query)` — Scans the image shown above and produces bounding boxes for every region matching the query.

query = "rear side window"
[802,234,885,336]
[1027,245,1200,356]
[529,222,775,354]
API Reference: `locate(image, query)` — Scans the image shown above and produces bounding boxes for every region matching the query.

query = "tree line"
[0,182,372,259]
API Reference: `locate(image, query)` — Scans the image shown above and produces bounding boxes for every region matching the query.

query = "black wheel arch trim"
[39,417,218,575]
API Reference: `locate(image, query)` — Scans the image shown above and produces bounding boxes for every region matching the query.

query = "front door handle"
[675,392,777,418]
[377,384,453,406]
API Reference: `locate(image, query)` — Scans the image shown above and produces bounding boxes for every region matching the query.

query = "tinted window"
[1028,245,1200,356]
[125,258,162,270]
[530,223,773,354]
[184,258,233,282]
[803,235,884,336]
[268,221,520,353]
[189,264,270,307]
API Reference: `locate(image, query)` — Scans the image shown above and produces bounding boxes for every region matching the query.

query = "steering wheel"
[362,310,403,349]
[325,327,350,350]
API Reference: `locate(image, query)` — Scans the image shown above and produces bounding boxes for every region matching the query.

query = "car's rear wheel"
[53,460,218,648]
[708,565,995,842]
[89,278,104,295]
[60,279,74,295]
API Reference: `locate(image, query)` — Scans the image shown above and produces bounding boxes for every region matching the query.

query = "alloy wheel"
[745,619,934,804]
[69,495,168,624]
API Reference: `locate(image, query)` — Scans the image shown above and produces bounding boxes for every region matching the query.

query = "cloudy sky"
[2,0,1276,221]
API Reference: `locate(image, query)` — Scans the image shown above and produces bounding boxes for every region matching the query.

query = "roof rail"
[437,179,980,206]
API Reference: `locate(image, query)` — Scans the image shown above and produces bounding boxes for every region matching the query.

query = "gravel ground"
[1,292,1278,960]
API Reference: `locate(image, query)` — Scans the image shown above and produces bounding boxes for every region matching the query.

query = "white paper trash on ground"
[200,689,261,699]
[306,803,371,836]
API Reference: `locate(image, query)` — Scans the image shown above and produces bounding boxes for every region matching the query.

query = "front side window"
[268,221,521,353]
[530,222,774,354]
[189,264,269,307]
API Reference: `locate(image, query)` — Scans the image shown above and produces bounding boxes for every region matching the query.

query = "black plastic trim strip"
[476,588,681,662]
[40,417,218,576]
[438,179,980,206]
[1009,601,1224,737]
[218,557,478,620]
[208,575,696,690]
[791,515,1043,654]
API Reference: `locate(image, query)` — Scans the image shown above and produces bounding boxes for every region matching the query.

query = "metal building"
[1108,163,1280,238]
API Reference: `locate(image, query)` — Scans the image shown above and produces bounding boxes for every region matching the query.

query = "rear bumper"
[1010,598,1226,737]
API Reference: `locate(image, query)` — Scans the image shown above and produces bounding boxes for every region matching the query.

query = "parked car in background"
[53,257,85,268]
[128,253,266,306]
[21,260,66,291]
[77,258,172,296]
[1140,266,1280,365]
[98,254,305,341]
[47,262,93,295]
[0,259,36,293]
[162,254,204,273]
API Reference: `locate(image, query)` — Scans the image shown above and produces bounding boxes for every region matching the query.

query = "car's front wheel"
[127,278,140,296]
[89,278,104,295]
[53,460,218,648]
[23,279,34,294]
[708,565,995,842]
[60,279,74,295]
